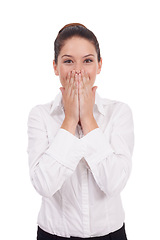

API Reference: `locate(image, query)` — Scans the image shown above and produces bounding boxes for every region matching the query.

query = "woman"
[27,23,134,240]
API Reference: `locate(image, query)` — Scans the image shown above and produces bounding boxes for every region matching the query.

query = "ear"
[53,60,59,76]
[97,57,102,74]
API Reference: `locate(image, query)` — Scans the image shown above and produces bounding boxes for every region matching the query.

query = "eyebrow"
[61,55,72,58]
[83,54,95,58]
[61,54,95,58]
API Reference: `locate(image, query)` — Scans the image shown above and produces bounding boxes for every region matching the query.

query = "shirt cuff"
[82,128,114,169]
[45,128,84,171]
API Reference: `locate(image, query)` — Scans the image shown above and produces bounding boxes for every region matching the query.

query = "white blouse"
[27,91,134,238]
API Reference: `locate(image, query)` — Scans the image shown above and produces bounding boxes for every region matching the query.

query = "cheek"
[87,68,97,81]
[59,66,69,80]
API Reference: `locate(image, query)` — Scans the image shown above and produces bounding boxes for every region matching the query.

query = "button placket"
[81,161,90,237]
[78,123,90,236]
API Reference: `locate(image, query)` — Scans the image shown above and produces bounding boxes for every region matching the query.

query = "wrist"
[64,117,78,126]
[81,116,99,136]
[61,118,78,135]
[80,114,95,125]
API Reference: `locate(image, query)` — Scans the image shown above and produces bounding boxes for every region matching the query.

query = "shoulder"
[100,95,133,115]
[28,100,53,120]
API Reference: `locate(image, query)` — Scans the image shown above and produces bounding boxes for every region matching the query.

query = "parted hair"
[54,23,101,64]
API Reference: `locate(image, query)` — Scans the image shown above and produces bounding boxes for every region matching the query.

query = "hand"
[78,70,98,123]
[60,70,79,124]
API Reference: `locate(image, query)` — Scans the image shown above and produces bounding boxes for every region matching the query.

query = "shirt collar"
[50,90,105,116]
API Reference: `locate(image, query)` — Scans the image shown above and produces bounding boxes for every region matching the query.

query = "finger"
[78,73,81,96]
[65,72,73,97]
[78,73,84,95]
[79,72,84,90]
[70,71,77,99]
[74,73,79,96]
[66,71,71,86]
[70,70,75,85]
[92,86,98,96]
[81,69,86,85]
[64,72,70,93]
[59,87,65,95]
[84,71,90,83]
[81,71,90,97]
[81,70,91,97]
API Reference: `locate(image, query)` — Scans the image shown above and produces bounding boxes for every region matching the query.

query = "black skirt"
[37,224,127,240]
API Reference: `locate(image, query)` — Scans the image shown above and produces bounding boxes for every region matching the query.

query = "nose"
[75,70,81,74]
[75,62,83,74]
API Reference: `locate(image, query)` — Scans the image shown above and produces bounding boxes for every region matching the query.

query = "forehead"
[60,36,96,55]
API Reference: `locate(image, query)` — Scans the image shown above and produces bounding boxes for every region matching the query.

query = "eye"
[84,59,93,63]
[64,59,73,64]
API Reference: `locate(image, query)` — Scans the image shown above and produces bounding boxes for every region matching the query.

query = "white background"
[0,0,160,239]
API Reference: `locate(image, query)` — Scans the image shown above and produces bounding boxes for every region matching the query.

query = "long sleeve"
[82,103,134,198]
[27,93,134,237]
[27,106,83,198]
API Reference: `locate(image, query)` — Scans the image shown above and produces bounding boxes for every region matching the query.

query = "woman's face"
[53,37,102,88]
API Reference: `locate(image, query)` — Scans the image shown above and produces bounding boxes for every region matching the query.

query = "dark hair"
[54,23,101,64]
